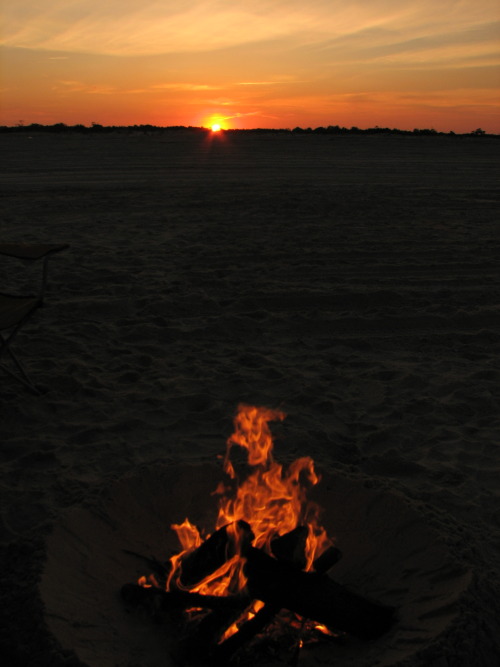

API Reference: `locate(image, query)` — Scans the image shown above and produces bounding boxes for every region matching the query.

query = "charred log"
[244,547,396,640]
[206,541,294,665]
[211,541,342,663]
[270,527,342,574]
[180,520,254,587]
[120,583,250,612]
[313,545,342,573]
[270,526,308,569]
[180,600,252,662]
[211,603,280,664]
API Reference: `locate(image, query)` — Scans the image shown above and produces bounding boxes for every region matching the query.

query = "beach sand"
[0,131,499,666]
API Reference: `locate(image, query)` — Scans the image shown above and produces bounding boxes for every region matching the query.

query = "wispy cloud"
[4,0,499,58]
[221,111,261,120]
[208,98,235,106]
[56,79,116,94]
[237,82,280,86]
[151,83,221,91]
[3,1,314,55]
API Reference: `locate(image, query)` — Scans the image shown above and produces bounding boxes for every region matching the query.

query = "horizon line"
[1,123,496,137]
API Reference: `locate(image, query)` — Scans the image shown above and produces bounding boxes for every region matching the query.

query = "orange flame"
[171,518,202,551]
[216,404,331,565]
[142,404,332,634]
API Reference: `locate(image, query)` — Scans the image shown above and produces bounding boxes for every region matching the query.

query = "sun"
[211,123,222,132]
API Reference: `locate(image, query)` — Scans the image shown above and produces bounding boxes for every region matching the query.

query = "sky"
[1,0,499,132]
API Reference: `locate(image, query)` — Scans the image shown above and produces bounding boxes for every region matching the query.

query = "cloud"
[2,1,317,55]
[3,0,498,58]
[53,79,222,95]
[55,79,116,94]
[151,83,220,91]
[208,97,236,106]
[237,82,280,86]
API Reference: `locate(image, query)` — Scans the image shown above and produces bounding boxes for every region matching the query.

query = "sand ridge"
[0,131,499,665]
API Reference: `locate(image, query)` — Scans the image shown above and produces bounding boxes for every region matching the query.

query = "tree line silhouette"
[0,122,493,137]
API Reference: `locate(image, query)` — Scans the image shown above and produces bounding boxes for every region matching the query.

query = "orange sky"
[2,1,500,132]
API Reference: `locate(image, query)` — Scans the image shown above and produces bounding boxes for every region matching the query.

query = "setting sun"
[1,2,499,132]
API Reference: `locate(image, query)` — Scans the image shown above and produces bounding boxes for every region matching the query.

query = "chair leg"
[40,255,50,303]
[0,333,40,394]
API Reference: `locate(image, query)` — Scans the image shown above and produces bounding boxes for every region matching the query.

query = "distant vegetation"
[0,122,495,137]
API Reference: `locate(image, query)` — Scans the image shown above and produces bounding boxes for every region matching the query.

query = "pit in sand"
[41,406,471,667]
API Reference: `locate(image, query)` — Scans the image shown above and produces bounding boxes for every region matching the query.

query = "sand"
[0,131,499,666]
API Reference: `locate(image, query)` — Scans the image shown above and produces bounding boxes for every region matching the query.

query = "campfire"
[121,404,395,663]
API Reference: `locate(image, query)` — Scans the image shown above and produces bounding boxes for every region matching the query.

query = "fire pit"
[41,405,471,667]
[120,404,396,664]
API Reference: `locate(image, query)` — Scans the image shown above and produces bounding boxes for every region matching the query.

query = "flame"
[314,623,335,636]
[219,599,266,643]
[191,554,244,597]
[141,404,332,637]
[216,404,331,565]
[171,518,202,550]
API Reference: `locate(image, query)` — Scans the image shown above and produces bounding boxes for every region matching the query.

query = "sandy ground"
[0,131,499,666]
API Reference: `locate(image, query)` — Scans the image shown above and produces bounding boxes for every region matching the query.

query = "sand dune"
[0,131,499,665]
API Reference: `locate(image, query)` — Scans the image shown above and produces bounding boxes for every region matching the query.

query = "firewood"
[120,583,250,612]
[209,530,341,663]
[210,524,310,661]
[270,527,343,573]
[210,541,342,662]
[244,547,396,640]
[313,545,342,573]
[211,603,280,664]
[183,602,251,661]
[180,520,254,587]
[270,526,308,569]
[184,526,341,664]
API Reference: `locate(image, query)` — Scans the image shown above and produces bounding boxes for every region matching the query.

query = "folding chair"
[0,243,69,392]
[0,243,69,303]
[0,293,42,393]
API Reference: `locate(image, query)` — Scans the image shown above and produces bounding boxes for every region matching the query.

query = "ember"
[122,404,395,663]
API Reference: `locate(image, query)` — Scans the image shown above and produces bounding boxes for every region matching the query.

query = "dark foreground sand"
[0,131,499,666]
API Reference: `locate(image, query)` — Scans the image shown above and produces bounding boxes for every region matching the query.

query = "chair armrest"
[0,244,69,260]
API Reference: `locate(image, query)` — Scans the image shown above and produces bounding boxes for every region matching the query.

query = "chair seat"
[0,294,40,330]
[0,243,69,260]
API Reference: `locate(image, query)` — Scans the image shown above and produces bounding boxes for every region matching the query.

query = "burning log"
[271,527,342,573]
[181,601,252,662]
[123,406,396,663]
[159,524,297,662]
[313,545,342,573]
[244,547,396,640]
[211,602,280,664]
[212,531,344,663]
[179,520,253,587]
[120,583,250,612]
[122,584,254,664]
[271,526,309,569]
